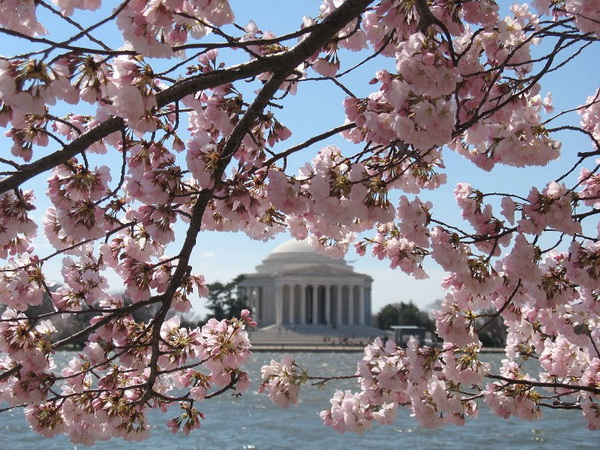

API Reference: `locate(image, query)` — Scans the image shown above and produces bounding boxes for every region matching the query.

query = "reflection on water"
[0,351,596,449]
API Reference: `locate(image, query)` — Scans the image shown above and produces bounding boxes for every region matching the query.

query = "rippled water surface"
[0,351,596,449]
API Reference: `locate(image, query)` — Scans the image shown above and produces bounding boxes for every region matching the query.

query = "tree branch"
[138,0,376,399]
[0,0,375,196]
[487,374,600,395]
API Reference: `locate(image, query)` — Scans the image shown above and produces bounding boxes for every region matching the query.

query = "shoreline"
[251,344,505,353]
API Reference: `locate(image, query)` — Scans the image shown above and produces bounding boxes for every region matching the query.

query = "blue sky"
[2,0,599,318]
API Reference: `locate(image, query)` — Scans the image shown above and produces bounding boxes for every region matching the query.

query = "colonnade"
[245,283,369,326]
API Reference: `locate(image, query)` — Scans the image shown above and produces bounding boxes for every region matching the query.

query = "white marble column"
[300,284,307,325]
[311,285,318,324]
[251,287,259,323]
[358,285,365,325]
[336,285,343,325]
[288,285,295,324]
[325,285,331,325]
[348,285,354,325]
[275,284,283,324]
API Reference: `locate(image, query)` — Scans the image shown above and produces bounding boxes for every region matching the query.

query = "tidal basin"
[0,351,596,449]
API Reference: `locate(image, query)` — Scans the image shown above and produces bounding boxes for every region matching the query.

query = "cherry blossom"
[259,354,305,408]
[0,0,598,443]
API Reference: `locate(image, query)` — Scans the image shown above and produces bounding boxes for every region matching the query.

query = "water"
[0,352,596,449]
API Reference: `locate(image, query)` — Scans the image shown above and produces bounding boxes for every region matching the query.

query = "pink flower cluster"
[0,190,37,258]
[118,0,234,57]
[259,354,304,408]
[344,32,458,152]
[0,0,45,37]
[45,164,113,244]
[318,338,483,432]
[0,253,45,311]
[14,310,256,443]
[320,389,396,434]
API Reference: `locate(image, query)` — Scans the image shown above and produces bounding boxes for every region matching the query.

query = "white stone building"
[238,240,372,327]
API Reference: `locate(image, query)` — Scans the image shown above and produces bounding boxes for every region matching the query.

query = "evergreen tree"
[205,275,248,321]
[376,301,435,332]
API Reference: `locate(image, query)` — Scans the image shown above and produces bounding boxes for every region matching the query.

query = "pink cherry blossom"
[259,354,304,408]
[0,0,598,442]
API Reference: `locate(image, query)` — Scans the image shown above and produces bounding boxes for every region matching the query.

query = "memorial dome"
[256,239,350,273]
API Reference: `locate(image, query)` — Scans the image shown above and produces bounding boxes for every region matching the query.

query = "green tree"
[376,304,401,330]
[376,301,435,332]
[475,312,508,348]
[205,275,248,321]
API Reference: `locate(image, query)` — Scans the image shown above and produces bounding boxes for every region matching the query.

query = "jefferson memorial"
[238,239,373,327]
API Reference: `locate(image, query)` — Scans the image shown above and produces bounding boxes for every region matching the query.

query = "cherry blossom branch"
[0,116,125,194]
[456,21,576,133]
[50,298,159,350]
[307,374,360,387]
[573,208,600,220]
[414,0,457,64]
[7,1,133,60]
[172,25,319,53]
[337,31,396,78]
[538,402,581,410]
[486,374,600,395]
[260,123,356,169]
[475,280,522,333]
[36,0,122,54]
[0,0,375,196]
[138,0,376,402]
[0,28,100,59]
[0,221,134,273]
[204,374,240,399]
[0,296,158,383]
